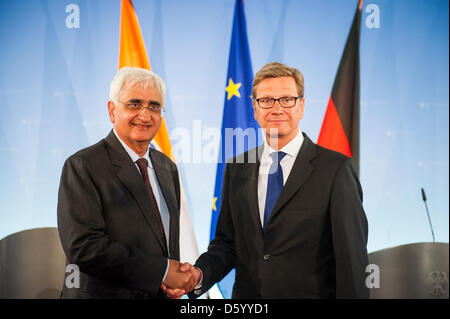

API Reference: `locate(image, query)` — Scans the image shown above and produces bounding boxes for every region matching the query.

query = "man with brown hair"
[166,62,369,299]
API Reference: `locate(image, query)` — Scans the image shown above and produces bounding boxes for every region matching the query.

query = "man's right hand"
[161,260,197,297]
[161,260,201,298]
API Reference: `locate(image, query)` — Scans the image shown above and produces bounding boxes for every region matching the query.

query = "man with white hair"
[57,67,196,298]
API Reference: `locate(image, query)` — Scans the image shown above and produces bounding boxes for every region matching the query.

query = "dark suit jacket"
[192,133,369,299]
[57,130,180,298]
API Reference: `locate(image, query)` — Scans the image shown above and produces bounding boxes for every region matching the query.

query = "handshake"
[160,259,202,299]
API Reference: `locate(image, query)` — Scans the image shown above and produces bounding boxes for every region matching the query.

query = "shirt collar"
[113,129,152,168]
[263,129,304,160]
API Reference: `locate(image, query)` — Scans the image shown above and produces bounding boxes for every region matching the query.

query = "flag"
[317,0,363,174]
[119,0,199,265]
[210,0,260,299]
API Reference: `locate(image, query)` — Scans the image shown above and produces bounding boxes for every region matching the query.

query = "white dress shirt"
[113,129,170,282]
[257,131,304,226]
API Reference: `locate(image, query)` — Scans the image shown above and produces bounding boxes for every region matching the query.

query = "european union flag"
[209,0,260,299]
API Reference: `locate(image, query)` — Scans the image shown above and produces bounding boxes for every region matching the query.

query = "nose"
[271,100,283,112]
[138,106,153,120]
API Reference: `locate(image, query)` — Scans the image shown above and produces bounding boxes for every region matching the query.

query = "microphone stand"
[421,188,435,243]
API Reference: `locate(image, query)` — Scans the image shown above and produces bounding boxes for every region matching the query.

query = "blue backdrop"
[0,0,448,259]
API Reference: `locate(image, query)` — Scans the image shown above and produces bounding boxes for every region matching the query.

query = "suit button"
[263,254,270,260]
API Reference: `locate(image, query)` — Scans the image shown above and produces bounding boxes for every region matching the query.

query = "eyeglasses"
[254,96,303,109]
[117,100,165,113]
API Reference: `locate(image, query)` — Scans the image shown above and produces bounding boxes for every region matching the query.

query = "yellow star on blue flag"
[225,78,241,100]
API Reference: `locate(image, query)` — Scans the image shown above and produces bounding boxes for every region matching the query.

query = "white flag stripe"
[150,142,199,263]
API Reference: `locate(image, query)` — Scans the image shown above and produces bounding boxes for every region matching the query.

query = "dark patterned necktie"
[136,158,167,247]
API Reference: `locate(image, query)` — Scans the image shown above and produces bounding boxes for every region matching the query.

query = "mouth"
[131,123,152,129]
[267,120,287,124]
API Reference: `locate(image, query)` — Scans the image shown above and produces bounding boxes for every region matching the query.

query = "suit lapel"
[243,145,264,236]
[104,131,169,255]
[269,134,317,221]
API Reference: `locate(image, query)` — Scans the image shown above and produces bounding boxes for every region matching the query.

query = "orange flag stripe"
[119,0,151,70]
[119,0,174,161]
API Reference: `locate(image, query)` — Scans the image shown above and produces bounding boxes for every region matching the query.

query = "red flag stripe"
[317,97,352,157]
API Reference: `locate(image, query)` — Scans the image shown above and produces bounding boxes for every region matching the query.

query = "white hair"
[109,66,167,105]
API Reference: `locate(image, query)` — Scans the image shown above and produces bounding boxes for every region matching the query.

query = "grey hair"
[109,66,167,105]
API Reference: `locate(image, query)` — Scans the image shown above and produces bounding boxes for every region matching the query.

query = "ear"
[298,97,305,120]
[107,101,116,123]
[252,99,257,120]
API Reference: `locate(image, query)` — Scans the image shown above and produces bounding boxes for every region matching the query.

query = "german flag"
[317,0,363,175]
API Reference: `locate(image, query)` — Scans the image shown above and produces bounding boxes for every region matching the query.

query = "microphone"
[421,188,435,243]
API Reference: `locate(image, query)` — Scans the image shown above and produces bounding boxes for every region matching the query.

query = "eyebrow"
[126,98,161,106]
[127,98,143,103]
[257,96,295,99]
